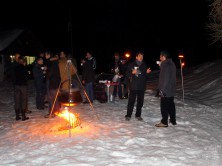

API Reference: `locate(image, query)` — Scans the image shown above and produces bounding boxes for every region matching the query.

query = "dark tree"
[206,0,222,45]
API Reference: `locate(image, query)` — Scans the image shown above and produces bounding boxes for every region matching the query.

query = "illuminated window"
[25,56,35,65]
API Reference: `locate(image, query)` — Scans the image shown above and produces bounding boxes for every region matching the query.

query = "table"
[105,82,119,103]
[98,81,118,103]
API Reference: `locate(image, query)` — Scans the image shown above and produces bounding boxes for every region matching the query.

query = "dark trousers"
[160,97,176,125]
[48,88,60,114]
[14,85,27,117]
[126,90,145,117]
[36,86,46,109]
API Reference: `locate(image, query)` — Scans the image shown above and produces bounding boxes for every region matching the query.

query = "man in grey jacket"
[155,51,177,127]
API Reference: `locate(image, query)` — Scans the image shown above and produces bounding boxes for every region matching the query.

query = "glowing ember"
[61,103,77,107]
[55,107,81,128]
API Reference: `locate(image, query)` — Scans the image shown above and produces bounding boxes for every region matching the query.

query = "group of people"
[105,50,177,127]
[11,51,94,120]
[33,51,96,117]
[124,51,177,128]
[11,50,177,128]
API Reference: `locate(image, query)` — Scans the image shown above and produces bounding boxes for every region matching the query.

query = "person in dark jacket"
[81,58,95,103]
[110,52,121,99]
[32,57,46,110]
[10,53,32,114]
[155,51,177,127]
[125,52,151,121]
[118,57,129,99]
[10,53,21,87]
[14,57,29,121]
[85,52,96,71]
[44,53,61,118]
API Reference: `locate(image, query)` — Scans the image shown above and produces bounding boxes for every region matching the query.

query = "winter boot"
[22,115,29,121]
[15,109,21,121]
[21,109,29,121]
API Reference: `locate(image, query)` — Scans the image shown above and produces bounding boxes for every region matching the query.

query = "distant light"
[182,62,185,67]
[10,55,14,62]
[125,53,130,58]
[178,54,184,59]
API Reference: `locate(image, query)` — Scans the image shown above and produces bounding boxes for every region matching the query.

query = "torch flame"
[178,54,184,59]
[125,53,130,58]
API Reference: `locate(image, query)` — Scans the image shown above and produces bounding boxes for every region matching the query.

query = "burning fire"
[55,107,81,128]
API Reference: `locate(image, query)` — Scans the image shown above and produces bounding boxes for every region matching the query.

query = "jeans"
[85,82,94,102]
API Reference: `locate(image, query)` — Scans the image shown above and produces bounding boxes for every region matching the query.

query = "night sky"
[1,0,221,72]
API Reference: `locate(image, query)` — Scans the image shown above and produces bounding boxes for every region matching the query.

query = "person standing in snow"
[32,57,46,110]
[118,56,129,99]
[14,57,29,121]
[125,52,151,121]
[81,57,95,103]
[155,51,177,127]
[44,52,61,118]
[110,52,121,99]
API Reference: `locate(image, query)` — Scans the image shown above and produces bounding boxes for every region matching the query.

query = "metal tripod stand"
[49,58,99,119]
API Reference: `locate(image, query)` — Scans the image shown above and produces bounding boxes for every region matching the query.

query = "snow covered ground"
[0,59,222,166]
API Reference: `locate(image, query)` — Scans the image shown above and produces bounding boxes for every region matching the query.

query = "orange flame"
[125,53,130,58]
[178,54,184,59]
[55,107,81,128]
[61,103,77,107]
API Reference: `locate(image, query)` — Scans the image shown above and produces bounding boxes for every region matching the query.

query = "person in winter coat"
[110,52,121,99]
[14,57,29,121]
[155,51,177,127]
[58,51,76,91]
[44,52,61,118]
[85,52,96,71]
[32,57,46,110]
[10,53,21,87]
[125,52,151,121]
[81,58,95,103]
[118,57,129,99]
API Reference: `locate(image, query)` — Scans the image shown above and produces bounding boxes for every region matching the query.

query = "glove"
[159,89,166,98]
[155,89,166,98]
